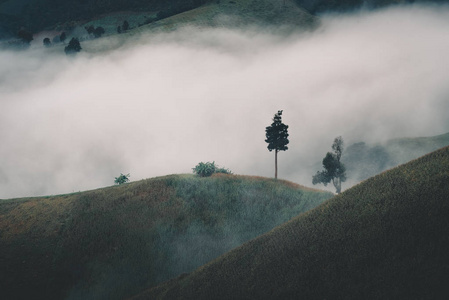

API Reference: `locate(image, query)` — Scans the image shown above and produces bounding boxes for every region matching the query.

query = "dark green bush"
[114,173,130,185]
[193,162,232,177]
[193,162,216,177]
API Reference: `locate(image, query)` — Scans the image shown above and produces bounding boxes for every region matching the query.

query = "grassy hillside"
[134,146,449,299]
[344,131,449,182]
[0,0,316,40]
[0,174,331,300]
[0,0,207,37]
[2,0,449,39]
[70,0,317,44]
[133,0,317,32]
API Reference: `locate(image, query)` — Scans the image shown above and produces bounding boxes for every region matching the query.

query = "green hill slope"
[134,0,317,32]
[134,146,449,300]
[0,174,331,300]
[344,131,449,182]
[0,0,316,40]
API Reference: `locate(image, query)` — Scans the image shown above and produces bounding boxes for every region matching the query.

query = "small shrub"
[216,167,232,174]
[85,25,95,35]
[114,173,130,185]
[193,162,216,177]
[193,162,232,177]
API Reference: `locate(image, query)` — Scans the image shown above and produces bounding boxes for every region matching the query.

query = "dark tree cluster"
[117,20,129,33]
[85,25,106,38]
[313,136,347,194]
[263,110,346,193]
[64,38,82,55]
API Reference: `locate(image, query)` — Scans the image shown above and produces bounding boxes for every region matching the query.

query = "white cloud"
[1,4,449,198]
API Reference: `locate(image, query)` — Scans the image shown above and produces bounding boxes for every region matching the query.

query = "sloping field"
[133,0,317,32]
[0,174,331,300]
[134,146,449,299]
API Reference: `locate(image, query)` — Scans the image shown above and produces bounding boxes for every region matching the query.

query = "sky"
[1,4,449,199]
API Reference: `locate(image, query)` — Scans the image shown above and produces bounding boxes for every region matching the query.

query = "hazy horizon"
[1,4,449,199]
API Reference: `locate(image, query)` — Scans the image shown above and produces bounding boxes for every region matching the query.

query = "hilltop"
[133,146,449,299]
[0,174,332,300]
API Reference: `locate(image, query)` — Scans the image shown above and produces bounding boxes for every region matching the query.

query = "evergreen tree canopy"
[265,110,289,179]
[64,38,82,55]
[313,136,347,193]
[265,110,289,152]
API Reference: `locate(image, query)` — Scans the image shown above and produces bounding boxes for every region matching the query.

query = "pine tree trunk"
[275,150,278,179]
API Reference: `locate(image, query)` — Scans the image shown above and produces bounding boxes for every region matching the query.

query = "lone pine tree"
[265,110,289,179]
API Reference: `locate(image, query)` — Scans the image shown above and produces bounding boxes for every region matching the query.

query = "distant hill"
[0,174,331,300]
[131,0,317,33]
[344,131,449,182]
[0,0,316,39]
[0,0,206,37]
[294,0,449,14]
[133,146,449,299]
[3,0,449,40]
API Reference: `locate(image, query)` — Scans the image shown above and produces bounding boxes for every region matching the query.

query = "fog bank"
[1,5,449,198]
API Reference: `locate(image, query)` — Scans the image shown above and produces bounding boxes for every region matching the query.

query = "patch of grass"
[0,174,331,300]
[134,146,449,300]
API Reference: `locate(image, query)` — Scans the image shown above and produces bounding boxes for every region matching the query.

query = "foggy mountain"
[2,1,449,299]
[2,0,449,38]
[1,3,449,199]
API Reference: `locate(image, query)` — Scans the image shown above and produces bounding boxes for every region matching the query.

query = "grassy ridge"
[134,0,317,31]
[134,146,449,299]
[0,174,331,300]
[0,0,316,40]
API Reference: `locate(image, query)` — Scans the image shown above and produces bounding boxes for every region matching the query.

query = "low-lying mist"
[1,4,449,198]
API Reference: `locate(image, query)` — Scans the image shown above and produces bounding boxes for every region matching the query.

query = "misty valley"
[1,0,449,299]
